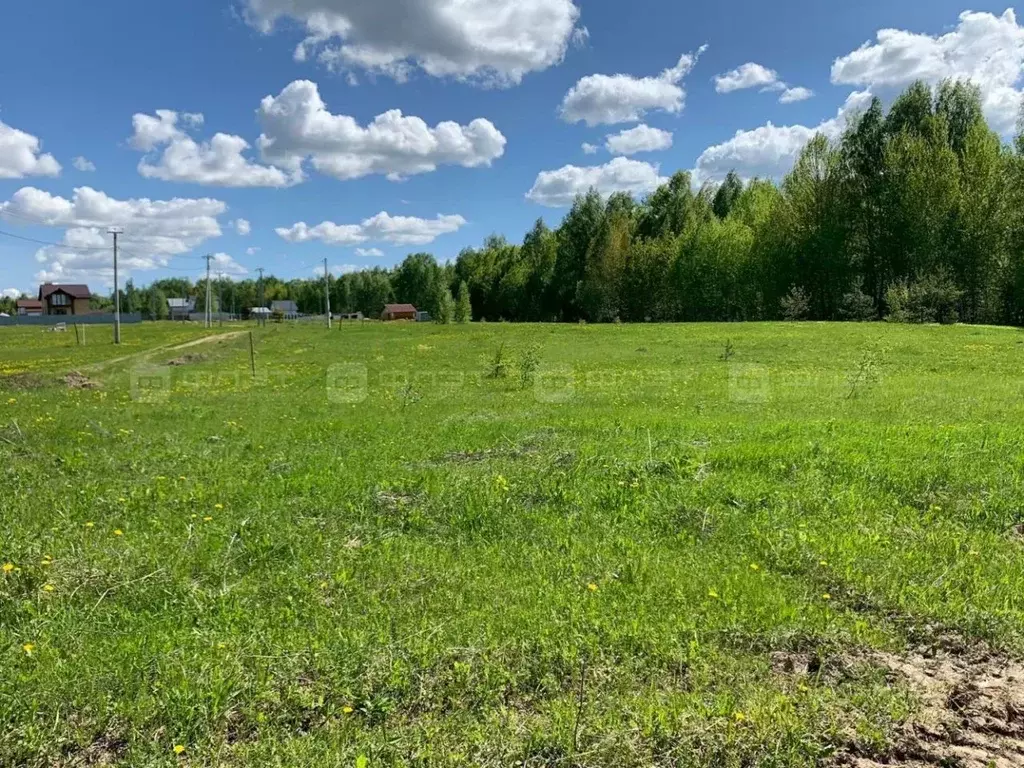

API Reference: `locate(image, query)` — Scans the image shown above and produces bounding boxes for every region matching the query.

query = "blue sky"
[1,0,1021,297]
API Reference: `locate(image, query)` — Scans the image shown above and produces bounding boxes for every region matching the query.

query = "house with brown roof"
[381,303,417,321]
[38,284,91,316]
[16,299,44,317]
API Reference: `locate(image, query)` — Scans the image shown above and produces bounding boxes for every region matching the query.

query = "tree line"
[10,80,1016,326]
[439,80,1024,326]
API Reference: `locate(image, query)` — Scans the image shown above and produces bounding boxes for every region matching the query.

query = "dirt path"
[85,330,248,372]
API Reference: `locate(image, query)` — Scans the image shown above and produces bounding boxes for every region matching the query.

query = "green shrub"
[885,269,962,324]
[780,286,811,321]
[839,280,876,321]
[517,344,542,388]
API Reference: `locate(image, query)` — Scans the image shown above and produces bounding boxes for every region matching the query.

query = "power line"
[0,228,110,252]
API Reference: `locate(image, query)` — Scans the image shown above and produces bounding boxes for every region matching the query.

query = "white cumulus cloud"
[605,124,673,155]
[581,142,598,154]
[234,218,252,235]
[257,80,507,181]
[0,186,227,285]
[779,87,815,104]
[831,9,1024,134]
[526,157,667,207]
[560,47,707,126]
[211,252,249,277]
[2,288,22,300]
[246,246,260,256]
[244,0,583,86]
[355,247,384,257]
[714,63,782,93]
[694,90,873,183]
[0,120,61,179]
[277,211,466,246]
[131,110,296,188]
[714,62,814,104]
[73,156,96,172]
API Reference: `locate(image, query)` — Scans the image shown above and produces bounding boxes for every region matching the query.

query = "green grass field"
[3,321,1024,767]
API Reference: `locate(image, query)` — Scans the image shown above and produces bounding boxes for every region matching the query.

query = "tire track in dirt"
[84,330,248,372]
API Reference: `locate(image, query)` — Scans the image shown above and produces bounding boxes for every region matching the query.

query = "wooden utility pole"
[256,267,266,327]
[204,254,213,328]
[108,227,124,344]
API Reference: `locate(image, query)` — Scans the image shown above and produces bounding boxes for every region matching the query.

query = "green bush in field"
[517,343,542,388]
[885,269,963,324]
[780,286,811,320]
[839,280,877,321]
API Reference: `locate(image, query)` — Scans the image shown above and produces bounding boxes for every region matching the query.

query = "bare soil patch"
[0,372,47,390]
[836,647,1024,767]
[167,353,207,366]
[62,371,100,389]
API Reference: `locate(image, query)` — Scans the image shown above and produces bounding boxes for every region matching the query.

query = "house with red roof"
[381,303,418,321]
[16,299,44,316]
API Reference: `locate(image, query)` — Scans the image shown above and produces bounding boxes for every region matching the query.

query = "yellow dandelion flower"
[117,497,127,503]
[85,521,95,528]
[2,563,13,574]
[178,476,187,481]
[216,642,227,650]
[203,516,213,522]
[43,584,55,593]
[7,398,16,405]
[342,706,354,714]
[733,711,746,723]
[320,581,329,589]
[113,529,123,536]
[173,744,186,755]
[41,559,52,567]
[587,583,599,592]
[819,560,828,567]
[22,643,35,655]
[708,589,720,599]
[749,563,760,571]
[214,503,223,510]
[822,593,832,601]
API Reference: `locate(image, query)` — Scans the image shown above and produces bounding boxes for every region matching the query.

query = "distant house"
[17,299,44,317]
[271,300,299,319]
[416,311,432,323]
[38,284,91,316]
[339,312,364,321]
[381,303,417,321]
[167,297,196,321]
[249,307,272,319]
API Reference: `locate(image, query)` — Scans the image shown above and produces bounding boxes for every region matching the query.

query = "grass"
[2,320,1024,767]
